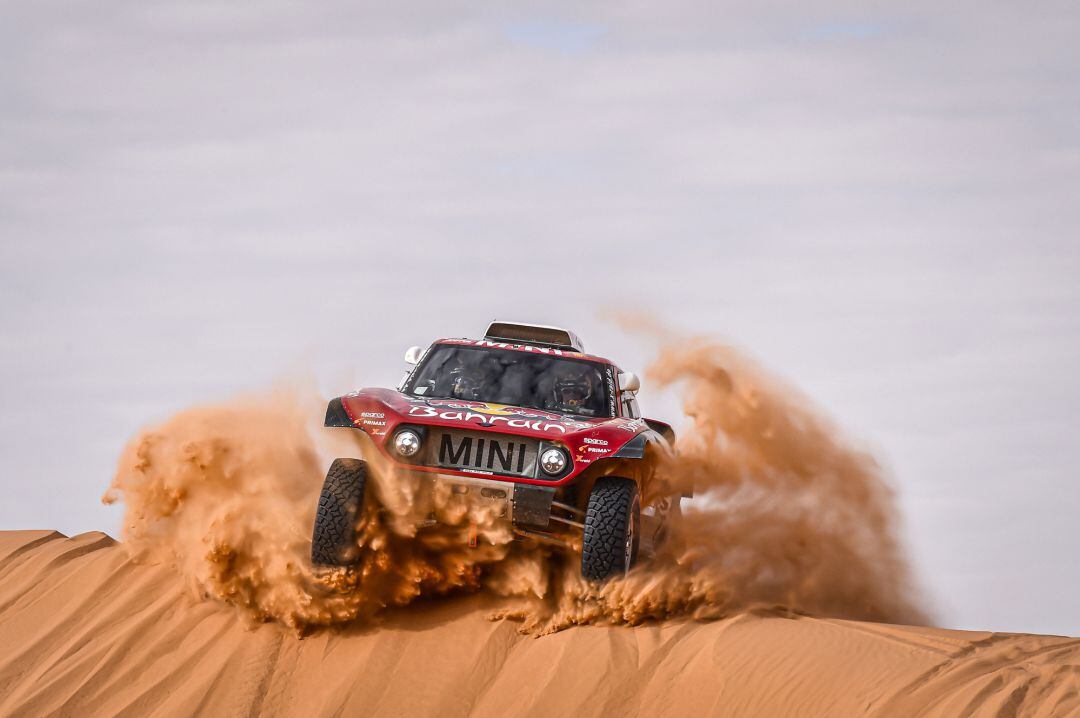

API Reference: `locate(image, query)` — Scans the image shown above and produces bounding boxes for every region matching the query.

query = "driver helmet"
[553,364,594,410]
[449,364,483,400]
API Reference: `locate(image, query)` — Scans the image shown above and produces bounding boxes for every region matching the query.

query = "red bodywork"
[334,339,658,487]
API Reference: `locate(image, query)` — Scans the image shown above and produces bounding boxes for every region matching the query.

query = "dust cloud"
[103,336,925,634]
[103,392,532,630]
[528,335,926,631]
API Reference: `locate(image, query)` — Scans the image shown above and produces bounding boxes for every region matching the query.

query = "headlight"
[539,447,568,475]
[393,429,422,457]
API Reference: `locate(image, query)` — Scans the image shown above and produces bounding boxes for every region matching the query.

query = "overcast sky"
[2,1,1078,636]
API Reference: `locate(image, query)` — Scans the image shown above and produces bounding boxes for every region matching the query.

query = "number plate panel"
[428,429,539,478]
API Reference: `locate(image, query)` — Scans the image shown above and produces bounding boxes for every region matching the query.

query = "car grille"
[425,428,539,479]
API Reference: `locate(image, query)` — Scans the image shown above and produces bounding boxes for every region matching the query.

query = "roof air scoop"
[484,320,584,352]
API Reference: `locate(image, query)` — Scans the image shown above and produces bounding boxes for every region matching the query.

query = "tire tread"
[311,458,366,566]
[581,477,638,581]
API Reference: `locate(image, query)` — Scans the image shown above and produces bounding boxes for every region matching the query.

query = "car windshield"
[406,344,614,418]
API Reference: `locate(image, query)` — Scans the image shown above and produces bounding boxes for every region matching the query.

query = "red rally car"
[312,320,681,581]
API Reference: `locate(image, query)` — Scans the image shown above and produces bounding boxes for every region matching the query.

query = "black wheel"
[311,458,367,566]
[581,477,641,581]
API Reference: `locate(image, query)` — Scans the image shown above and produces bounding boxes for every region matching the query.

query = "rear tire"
[581,477,640,581]
[311,458,367,566]
[653,496,683,549]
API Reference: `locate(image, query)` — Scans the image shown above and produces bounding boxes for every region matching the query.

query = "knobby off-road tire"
[311,458,367,566]
[581,477,641,581]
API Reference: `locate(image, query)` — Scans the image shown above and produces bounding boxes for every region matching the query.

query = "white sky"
[2,1,1078,636]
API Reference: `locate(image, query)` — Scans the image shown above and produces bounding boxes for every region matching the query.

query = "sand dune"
[1,531,1077,717]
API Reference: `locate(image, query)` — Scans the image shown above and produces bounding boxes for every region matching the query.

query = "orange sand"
[2,530,1076,717]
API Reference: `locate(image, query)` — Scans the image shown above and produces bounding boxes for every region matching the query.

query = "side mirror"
[618,372,641,393]
[404,346,424,365]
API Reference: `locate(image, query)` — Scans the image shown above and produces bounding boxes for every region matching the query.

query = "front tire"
[581,477,640,581]
[311,458,367,566]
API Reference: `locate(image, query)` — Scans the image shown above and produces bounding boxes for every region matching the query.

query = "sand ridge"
[1,531,1076,717]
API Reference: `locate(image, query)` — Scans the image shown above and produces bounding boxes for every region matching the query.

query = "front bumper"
[428,472,557,530]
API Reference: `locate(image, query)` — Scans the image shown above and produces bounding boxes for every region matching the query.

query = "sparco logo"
[582,437,608,446]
